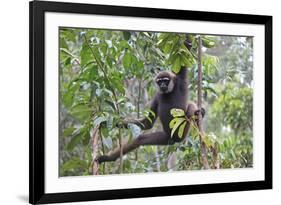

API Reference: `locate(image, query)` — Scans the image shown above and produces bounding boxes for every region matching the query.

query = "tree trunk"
[212,143,220,169]
[99,129,106,174]
[197,36,210,170]
[118,130,123,173]
[92,127,99,175]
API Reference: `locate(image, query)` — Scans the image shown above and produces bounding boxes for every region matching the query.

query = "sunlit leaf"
[146,109,156,118]
[169,118,178,129]
[202,36,216,48]
[172,55,181,73]
[170,108,185,117]
[171,117,186,138]
[178,121,187,138]
[144,114,152,125]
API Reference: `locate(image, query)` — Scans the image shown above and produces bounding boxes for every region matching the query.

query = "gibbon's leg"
[96,131,171,163]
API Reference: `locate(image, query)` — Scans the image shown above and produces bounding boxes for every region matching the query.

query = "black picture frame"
[29,0,272,204]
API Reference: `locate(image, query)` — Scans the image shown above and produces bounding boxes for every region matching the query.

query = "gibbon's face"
[155,71,175,94]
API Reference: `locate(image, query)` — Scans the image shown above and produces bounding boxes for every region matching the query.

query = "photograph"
[29,1,272,203]
[59,28,253,176]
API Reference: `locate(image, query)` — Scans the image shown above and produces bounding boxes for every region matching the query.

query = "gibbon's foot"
[194,108,205,118]
[95,155,110,163]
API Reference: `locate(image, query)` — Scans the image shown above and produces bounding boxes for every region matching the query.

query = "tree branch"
[99,129,106,174]
[197,36,210,170]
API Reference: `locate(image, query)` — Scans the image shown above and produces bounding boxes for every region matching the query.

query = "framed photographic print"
[29,0,272,204]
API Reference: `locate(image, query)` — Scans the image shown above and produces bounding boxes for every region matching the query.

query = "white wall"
[0,0,279,204]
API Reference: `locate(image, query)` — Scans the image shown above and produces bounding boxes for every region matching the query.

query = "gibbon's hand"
[194,107,206,118]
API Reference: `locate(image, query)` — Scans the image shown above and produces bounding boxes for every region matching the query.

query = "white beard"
[167,80,174,93]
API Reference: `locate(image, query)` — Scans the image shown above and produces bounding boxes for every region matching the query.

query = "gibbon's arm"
[124,96,158,130]
[176,66,188,80]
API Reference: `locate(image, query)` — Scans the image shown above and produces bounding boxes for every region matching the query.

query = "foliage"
[59,28,253,176]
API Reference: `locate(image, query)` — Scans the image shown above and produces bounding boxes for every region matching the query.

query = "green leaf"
[84,65,98,81]
[146,109,156,118]
[157,33,172,48]
[178,121,187,138]
[172,55,181,73]
[62,91,74,108]
[64,29,77,42]
[123,31,131,40]
[105,40,112,48]
[170,117,186,138]
[61,157,88,172]
[136,60,144,70]
[180,54,193,67]
[107,115,114,129]
[123,52,132,69]
[119,40,130,49]
[144,109,156,125]
[100,42,108,54]
[80,44,92,67]
[70,104,92,121]
[117,97,127,104]
[105,99,117,111]
[62,127,76,137]
[82,132,91,145]
[93,116,107,128]
[170,108,185,117]
[143,32,150,37]
[66,129,87,151]
[202,36,216,48]
[60,37,68,49]
[103,88,113,97]
[64,57,71,66]
[101,126,109,137]
[111,77,125,95]
[189,122,199,139]
[144,114,152,125]
[169,118,178,129]
[163,42,173,54]
[231,149,237,160]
